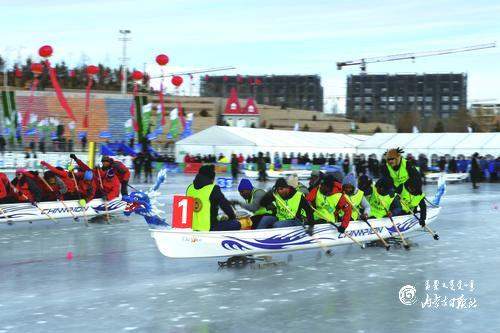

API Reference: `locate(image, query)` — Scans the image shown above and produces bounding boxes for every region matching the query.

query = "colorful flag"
[141,103,152,136]
[168,108,180,139]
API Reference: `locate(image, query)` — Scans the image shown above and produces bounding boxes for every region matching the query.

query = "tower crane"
[336,42,496,72]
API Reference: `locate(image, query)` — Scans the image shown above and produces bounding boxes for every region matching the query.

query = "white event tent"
[175,126,369,162]
[356,133,500,157]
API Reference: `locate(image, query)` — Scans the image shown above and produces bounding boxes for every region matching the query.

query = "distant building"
[200,75,324,112]
[346,73,467,124]
[470,103,500,132]
[221,88,260,128]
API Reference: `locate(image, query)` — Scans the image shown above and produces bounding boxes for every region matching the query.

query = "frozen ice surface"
[0,175,499,333]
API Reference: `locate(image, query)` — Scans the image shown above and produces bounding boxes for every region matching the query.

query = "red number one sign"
[172,195,194,229]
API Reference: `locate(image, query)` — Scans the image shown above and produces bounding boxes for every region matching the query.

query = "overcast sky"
[1,0,499,112]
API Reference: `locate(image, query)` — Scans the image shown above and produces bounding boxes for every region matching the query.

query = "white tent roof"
[177,126,366,149]
[356,132,500,157]
[176,127,499,162]
[175,126,368,161]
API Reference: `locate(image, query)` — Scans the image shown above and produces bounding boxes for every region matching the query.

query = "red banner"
[83,77,93,128]
[159,82,166,126]
[177,101,186,128]
[45,61,76,121]
[129,84,139,132]
[23,78,39,128]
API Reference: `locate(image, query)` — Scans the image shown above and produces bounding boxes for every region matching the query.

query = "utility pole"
[119,29,131,94]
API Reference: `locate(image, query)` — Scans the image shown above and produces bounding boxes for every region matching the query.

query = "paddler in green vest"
[341,173,371,221]
[257,178,315,234]
[368,178,400,219]
[398,177,427,227]
[381,148,422,194]
[312,174,352,233]
[231,178,272,229]
[186,164,241,231]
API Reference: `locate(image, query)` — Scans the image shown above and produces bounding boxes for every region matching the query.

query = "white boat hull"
[0,197,125,223]
[425,172,468,182]
[244,169,312,179]
[150,207,440,258]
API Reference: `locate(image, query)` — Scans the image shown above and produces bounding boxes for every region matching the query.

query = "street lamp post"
[119,29,131,94]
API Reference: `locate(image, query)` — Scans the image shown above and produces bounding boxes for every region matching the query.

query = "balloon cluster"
[35,45,187,90]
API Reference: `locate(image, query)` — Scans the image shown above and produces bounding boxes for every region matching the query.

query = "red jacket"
[95,169,120,200]
[12,173,42,202]
[40,161,77,194]
[74,171,96,202]
[0,173,13,200]
[73,157,100,201]
[111,159,130,182]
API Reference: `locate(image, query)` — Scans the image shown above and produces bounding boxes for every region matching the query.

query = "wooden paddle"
[310,204,365,249]
[377,195,410,250]
[96,167,111,223]
[396,193,439,240]
[69,167,89,227]
[9,182,57,224]
[344,195,390,250]
[38,173,78,222]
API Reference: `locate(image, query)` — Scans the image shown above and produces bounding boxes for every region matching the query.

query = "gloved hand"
[70,153,77,160]
[68,164,75,172]
[361,213,369,221]
[387,212,393,218]
[40,160,48,167]
[419,219,426,227]
[306,224,314,236]
[336,225,346,234]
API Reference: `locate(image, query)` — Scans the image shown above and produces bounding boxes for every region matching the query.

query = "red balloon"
[38,45,53,58]
[31,63,43,75]
[205,75,210,81]
[15,68,22,78]
[69,70,76,78]
[223,76,228,82]
[86,65,99,75]
[156,54,169,66]
[255,78,262,86]
[132,70,143,81]
[236,75,243,84]
[171,75,183,87]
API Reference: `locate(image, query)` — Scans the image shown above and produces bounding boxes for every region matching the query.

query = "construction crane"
[149,66,235,79]
[336,42,496,72]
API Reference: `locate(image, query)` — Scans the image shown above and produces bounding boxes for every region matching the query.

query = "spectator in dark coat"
[470,153,481,189]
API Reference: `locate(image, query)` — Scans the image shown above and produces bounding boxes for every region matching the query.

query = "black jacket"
[192,174,236,228]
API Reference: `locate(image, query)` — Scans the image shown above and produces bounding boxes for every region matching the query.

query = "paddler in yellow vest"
[398,178,427,227]
[368,178,400,219]
[312,174,352,233]
[186,164,241,231]
[341,173,371,221]
[381,148,422,194]
[231,178,272,229]
[257,178,315,234]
